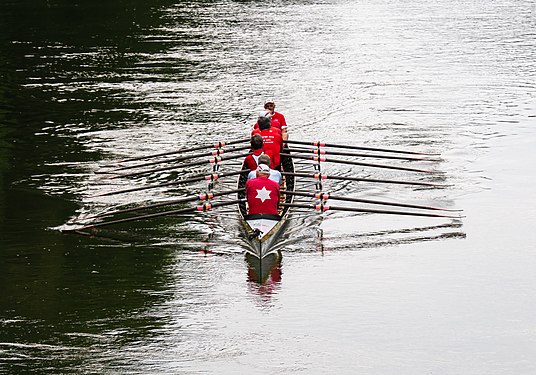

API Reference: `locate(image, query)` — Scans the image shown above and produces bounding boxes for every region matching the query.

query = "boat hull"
[238,150,295,259]
[243,215,288,258]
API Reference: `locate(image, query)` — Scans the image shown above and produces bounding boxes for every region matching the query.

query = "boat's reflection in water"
[245,251,282,294]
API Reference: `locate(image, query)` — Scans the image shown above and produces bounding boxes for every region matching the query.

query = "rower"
[263,98,288,141]
[245,164,281,216]
[252,111,283,170]
[244,134,264,171]
[253,98,288,141]
[247,154,282,184]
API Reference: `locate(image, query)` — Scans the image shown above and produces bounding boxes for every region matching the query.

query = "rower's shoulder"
[267,178,281,188]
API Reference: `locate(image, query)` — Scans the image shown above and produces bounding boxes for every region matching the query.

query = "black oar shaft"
[281,202,461,219]
[70,199,246,231]
[115,137,250,163]
[281,171,445,187]
[92,169,249,197]
[86,188,245,220]
[287,147,439,162]
[285,140,438,156]
[111,152,251,179]
[281,153,434,173]
[282,190,460,212]
[109,145,251,173]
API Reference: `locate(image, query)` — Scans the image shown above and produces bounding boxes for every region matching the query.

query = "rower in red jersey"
[251,111,283,169]
[252,99,287,140]
[254,115,282,133]
[263,98,288,141]
[252,110,282,137]
[245,164,281,216]
[243,134,264,171]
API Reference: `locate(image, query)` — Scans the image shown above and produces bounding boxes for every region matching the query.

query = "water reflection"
[246,252,281,284]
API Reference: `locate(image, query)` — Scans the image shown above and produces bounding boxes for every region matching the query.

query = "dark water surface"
[1,0,535,374]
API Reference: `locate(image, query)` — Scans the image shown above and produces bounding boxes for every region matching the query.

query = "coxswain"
[251,111,283,170]
[247,154,282,184]
[244,134,264,171]
[245,164,281,216]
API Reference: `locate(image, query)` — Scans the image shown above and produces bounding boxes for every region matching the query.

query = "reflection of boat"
[246,251,281,285]
[237,151,295,259]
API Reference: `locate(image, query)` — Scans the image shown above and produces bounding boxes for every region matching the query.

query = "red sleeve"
[275,133,283,148]
[263,150,275,169]
[244,155,256,171]
[274,112,286,127]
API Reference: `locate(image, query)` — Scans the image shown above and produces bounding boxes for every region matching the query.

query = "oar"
[281,153,436,173]
[282,190,462,212]
[63,199,246,232]
[102,145,252,173]
[281,171,447,187]
[110,152,251,179]
[91,169,249,197]
[110,137,250,164]
[281,202,462,219]
[285,140,439,156]
[81,188,245,221]
[287,147,440,162]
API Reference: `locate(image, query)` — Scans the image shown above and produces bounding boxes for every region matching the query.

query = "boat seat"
[245,213,281,221]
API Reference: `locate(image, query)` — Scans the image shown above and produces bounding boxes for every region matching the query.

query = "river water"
[1,0,535,374]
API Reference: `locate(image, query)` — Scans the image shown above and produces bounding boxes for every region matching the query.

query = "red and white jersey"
[244,149,264,171]
[271,112,287,129]
[245,177,281,215]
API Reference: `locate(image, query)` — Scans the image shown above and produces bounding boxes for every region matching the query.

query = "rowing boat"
[237,150,295,259]
[62,135,461,275]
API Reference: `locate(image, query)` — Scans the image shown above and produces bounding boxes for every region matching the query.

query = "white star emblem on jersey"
[255,187,272,202]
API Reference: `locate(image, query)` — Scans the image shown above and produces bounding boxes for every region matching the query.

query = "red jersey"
[245,177,281,215]
[244,149,264,171]
[250,128,283,168]
[271,112,287,129]
[252,126,281,137]
[254,117,283,131]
